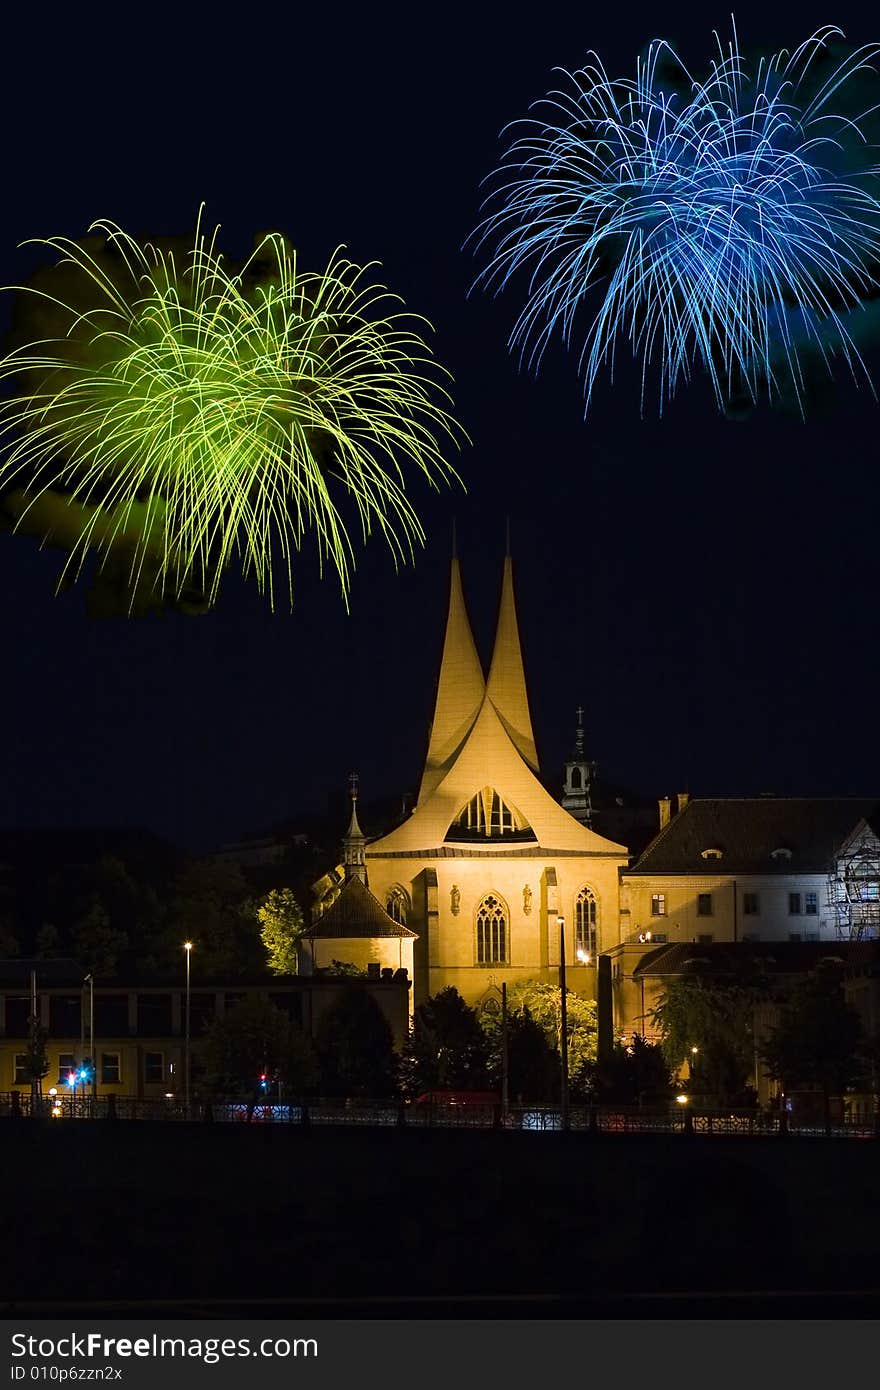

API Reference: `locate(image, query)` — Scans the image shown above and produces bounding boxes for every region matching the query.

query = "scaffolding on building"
[827,838,880,939]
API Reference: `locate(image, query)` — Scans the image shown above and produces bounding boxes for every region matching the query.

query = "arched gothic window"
[447,788,535,841]
[575,886,598,957]
[570,767,582,790]
[385,885,410,926]
[476,893,508,965]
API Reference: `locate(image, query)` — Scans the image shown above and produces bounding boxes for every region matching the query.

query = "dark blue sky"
[1,1,878,851]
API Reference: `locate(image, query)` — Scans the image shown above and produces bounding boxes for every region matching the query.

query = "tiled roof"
[632,939,880,979]
[302,875,417,940]
[625,798,880,876]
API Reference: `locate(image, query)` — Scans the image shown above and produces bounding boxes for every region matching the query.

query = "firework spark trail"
[0,214,466,610]
[471,25,880,413]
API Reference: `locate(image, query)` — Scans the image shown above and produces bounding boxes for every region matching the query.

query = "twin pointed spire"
[417,522,538,805]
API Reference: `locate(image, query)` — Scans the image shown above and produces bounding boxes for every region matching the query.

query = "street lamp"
[83,973,96,1108]
[184,942,193,1115]
[557,916,569,1130]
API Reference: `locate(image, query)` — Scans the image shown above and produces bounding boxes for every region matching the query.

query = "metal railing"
[1,1091,876,1137]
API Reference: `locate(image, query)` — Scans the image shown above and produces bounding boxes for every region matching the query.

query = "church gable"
[369,686,627,858]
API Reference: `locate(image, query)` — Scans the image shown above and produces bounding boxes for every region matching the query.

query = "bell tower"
[343,772,367,883]
[561,707,596,826]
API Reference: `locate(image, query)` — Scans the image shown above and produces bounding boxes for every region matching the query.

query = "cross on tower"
[348,771,359,800]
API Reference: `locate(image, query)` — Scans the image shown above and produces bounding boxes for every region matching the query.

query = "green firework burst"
[0,215,466,610]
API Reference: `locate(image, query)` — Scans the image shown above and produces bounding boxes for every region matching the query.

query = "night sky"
[1,1,878,853]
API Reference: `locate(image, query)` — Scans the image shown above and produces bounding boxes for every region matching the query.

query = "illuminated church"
[309,544,628,1010]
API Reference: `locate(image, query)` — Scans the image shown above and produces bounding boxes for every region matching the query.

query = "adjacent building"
[611,794,880,1042]
[0,958,411,1100]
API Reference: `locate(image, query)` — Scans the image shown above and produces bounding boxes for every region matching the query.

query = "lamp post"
[501,982,509,1122]
[558,916,570,1130]
[184,942,193,1115]
[83,973,96,1109]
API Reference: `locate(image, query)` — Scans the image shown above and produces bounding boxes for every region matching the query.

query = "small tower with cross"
[561,706,597,826]
[343,772,367,883]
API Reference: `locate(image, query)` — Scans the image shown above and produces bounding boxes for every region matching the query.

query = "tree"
[258,889,304,974]
[164,860,262,977]
[586,1034,676,1106]
[24,1023,49,1094]
[650,975,764,1105]
[314,985,398,1097]
[317,960,365,978]
[402,986,490,1096]
[760,966,865,1127]
[35,924,61,958]
[72,899,128,977]
[483,1006,560,1103]
[502,980,598,1092]
[0,917,20,957]
[197,994,317,1099]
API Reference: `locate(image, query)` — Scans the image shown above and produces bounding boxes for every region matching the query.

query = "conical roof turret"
[343,772,367,882]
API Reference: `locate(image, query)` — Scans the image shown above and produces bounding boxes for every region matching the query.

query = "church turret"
[562,706,596,826]
[343,772,367,883]
[417,532,486,806]
[486,527,539,772]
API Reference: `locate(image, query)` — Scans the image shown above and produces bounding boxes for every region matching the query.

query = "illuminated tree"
[482,1005,559,1103]
[0,216,466,613]
[473,26,880,414]
[502,979,597,1085]
[257,888,304,975]
[650,976,762,1103]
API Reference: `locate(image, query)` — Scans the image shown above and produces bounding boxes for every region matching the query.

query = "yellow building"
[318,545,629,1010]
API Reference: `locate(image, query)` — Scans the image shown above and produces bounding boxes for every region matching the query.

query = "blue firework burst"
[472,24,880,413]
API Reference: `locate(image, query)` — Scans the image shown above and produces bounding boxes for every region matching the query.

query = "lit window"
[651,894,667,916]
[743,892,760,916]
[101,1053,121,1085]
[575,886,598,956]
[13,1055,29,1085]
[804,892,818,916]
[788,893,802,915]
[476,894,508,965]
[697,894,713,917]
